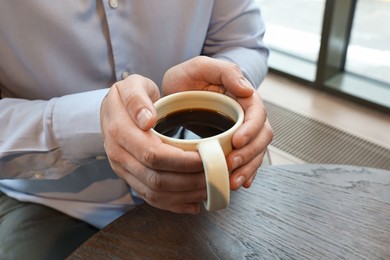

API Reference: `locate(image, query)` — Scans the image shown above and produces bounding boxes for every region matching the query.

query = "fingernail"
[239,78,253,89]
[232,156,242,170]
[187,205,200,215]
[244,178,253,188]
[236,176,245,188]
[137,108,152,129]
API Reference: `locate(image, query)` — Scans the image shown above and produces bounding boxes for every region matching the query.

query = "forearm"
[0,89,108,179]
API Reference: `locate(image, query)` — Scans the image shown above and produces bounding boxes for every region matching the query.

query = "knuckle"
[107,149,121,164]
[195,55,209,64]
[107,121,121,138]
[147,173,163,190]
[120,74,146,104]
[142,147,160,166]
[193,177,206,191]
[125,91,142,110]
[230,62,242,72]
[103,142,121,163]
[224,61,242,75]
[124,73,144,84]
[143,190,160,205]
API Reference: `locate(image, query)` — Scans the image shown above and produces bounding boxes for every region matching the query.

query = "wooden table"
[69,164,390,259]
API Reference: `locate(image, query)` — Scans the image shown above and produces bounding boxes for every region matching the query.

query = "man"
[0,1,272,258]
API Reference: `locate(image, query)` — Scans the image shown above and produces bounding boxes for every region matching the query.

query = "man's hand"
[162,56,273,190]
[100,74,206,214]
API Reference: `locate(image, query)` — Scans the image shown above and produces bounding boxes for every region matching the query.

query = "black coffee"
[154,108,236,140]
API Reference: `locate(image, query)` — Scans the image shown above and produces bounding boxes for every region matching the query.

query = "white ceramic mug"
[151,91,244,211]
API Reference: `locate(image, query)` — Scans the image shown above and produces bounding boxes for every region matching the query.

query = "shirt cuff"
[52,89,109,164]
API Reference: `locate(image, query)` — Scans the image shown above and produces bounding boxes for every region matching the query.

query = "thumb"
[116,74,160,130]
[136,108,155,130]
[198,57,255,98]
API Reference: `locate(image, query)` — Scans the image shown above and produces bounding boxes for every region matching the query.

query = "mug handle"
[197,139,230,211]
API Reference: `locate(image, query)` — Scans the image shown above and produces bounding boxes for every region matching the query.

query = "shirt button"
[121,71,129,79]
[109,0,119,9]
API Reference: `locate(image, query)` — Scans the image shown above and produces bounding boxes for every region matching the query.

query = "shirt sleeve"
[0,89,108,180]
[203,0,269,89]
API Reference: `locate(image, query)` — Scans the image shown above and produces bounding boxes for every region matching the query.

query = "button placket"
[103,0,130,81]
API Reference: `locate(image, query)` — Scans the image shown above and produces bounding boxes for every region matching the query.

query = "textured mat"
[265,101,390,170]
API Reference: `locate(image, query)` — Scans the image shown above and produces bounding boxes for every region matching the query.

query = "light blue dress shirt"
[0,0,268,228]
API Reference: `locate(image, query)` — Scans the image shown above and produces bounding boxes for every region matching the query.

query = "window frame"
[266,0,390,113]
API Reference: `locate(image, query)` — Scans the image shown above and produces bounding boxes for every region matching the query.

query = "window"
[345,0,390,85]
[257,0,390,111]
[257,0,326,81]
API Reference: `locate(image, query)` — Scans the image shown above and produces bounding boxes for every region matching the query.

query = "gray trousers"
[0,193,98,260]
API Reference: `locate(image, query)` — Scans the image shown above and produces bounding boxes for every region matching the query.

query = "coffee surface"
[154,108,235,140]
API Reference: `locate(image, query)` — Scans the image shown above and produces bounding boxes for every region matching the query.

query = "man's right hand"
[100,74,206,214]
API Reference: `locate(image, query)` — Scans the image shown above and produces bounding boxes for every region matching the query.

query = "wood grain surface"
[69,164,390,260]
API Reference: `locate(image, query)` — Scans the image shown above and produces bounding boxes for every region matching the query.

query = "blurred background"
[256,0,389,108]
[255,0,390,169]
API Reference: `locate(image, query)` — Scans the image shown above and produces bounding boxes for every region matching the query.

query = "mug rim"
[151,90,244,144]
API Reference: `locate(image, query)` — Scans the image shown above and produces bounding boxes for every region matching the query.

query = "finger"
[108,117,204,173]
[232,92,267,149]
[166,203,202,215]
[192,57,254,97]
[104,83,204,173]
[127,128,203,172]
[115,74,161,130]
[106,159,204,214]
[228,118,273,171]
[227,118,273,190]
[164,56,254,97]
[105,131,206,191]
[140,169,207,192]
[116,150,206,192]
[114,95,203,172]
[228,129,268,176]
[229,151,265,191]
[243,172,257,189]
[122,171,206,214]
